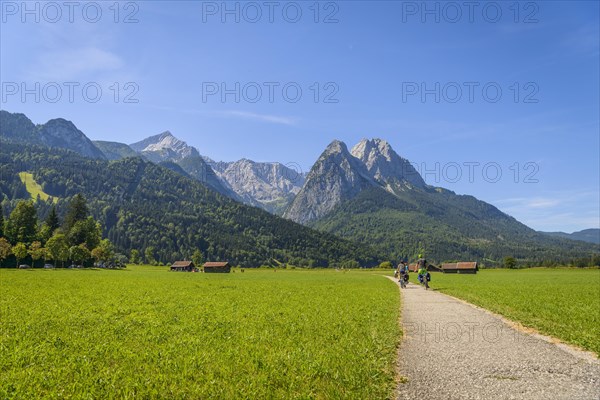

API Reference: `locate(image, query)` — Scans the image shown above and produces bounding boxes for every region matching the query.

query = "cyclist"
[417,255,429,290]
[398,261,408,288]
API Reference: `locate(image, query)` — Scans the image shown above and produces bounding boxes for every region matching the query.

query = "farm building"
[203,261,231,273]
[441,262,478,274]
[170,261,198,272]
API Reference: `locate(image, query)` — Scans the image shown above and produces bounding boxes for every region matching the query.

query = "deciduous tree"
[70,244,91,265]
[0,205,4,237]
[504,256,517,269]
[12,243,28,266]
[68,217,101,249]
[5,201,38,245]
[192,249,204,268]
[145,246,156,265]
[91,239,114,265]
[0,237,12,265]
[29,241,44,268]
[130,249,141,265]
[47,233,69,268]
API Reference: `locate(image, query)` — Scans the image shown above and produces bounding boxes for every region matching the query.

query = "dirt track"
[388,278,600,400]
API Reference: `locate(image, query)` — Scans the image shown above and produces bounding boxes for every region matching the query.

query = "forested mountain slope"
[0,143,382,267]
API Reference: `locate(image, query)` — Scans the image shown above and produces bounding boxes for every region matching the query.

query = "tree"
[504,256,517,269]
[29,241,44,268]
[130,249,141,265]
[91,239,114,265]
[379,261,393,269]
[38,224,51,244]
[70,244,91,266]
[12,243,28,266]
[68,217,101,249]
[63,194,88,233]
[145,246,156,265]
[0,205,4,237]
[41,247,50,263]
[40,206,60,243]
[0,237,12,265]
[5,200,38,245]
[46,233,69,267]
[192,249,204,268]
[45,205,60,232]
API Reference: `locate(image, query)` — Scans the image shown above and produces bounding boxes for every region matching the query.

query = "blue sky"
[1,1,598,233]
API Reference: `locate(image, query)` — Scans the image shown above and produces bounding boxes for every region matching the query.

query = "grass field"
[18,172,57,203]
[411,268,600,355]
[0,266,400,399]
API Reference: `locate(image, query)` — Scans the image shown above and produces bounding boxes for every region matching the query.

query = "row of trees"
[0,195,118,267]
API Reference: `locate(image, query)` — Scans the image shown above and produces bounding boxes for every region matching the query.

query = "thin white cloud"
[220,110,297,126]
[140,106,298,126]
[496,197,560,209]
[528,199,561,209]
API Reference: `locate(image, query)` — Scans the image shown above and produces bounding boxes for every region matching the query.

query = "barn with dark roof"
[170,261,197,272]
[441,262,478,274]
[203,261,231,273]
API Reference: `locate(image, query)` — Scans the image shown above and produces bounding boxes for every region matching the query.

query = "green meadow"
[0,267,400,399]
[3,266,598,399]
[412,268,600,355]
[18,172,57,203]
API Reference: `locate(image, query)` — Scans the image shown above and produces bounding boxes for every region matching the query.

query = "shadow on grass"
[429,287,447,291]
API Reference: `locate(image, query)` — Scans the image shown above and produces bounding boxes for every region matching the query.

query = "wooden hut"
[170,261,197,272]
[441,262,478,274]
[203,261,231,273]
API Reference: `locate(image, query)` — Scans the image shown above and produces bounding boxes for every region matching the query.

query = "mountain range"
[540,229,600,245]
[1,110,597,264]
[209,159,305,215]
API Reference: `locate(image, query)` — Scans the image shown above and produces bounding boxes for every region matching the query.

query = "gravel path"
[389,278,600,400]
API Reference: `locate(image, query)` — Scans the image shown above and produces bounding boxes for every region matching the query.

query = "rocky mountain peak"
[351,137,425,191]
[322,139,348,156]
[143,132,196,158]
[130,131,199,162]
[38,118,106,159]
[129,131,235,198]
[352,138,393,161]
[284,139,376,224]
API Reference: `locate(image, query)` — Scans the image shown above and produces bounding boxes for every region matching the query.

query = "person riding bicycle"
[416,255,429,289]
[398,260,408,285]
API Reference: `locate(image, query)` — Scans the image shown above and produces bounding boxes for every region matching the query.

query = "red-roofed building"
[441,262,478,274]
[170,261,198,272]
